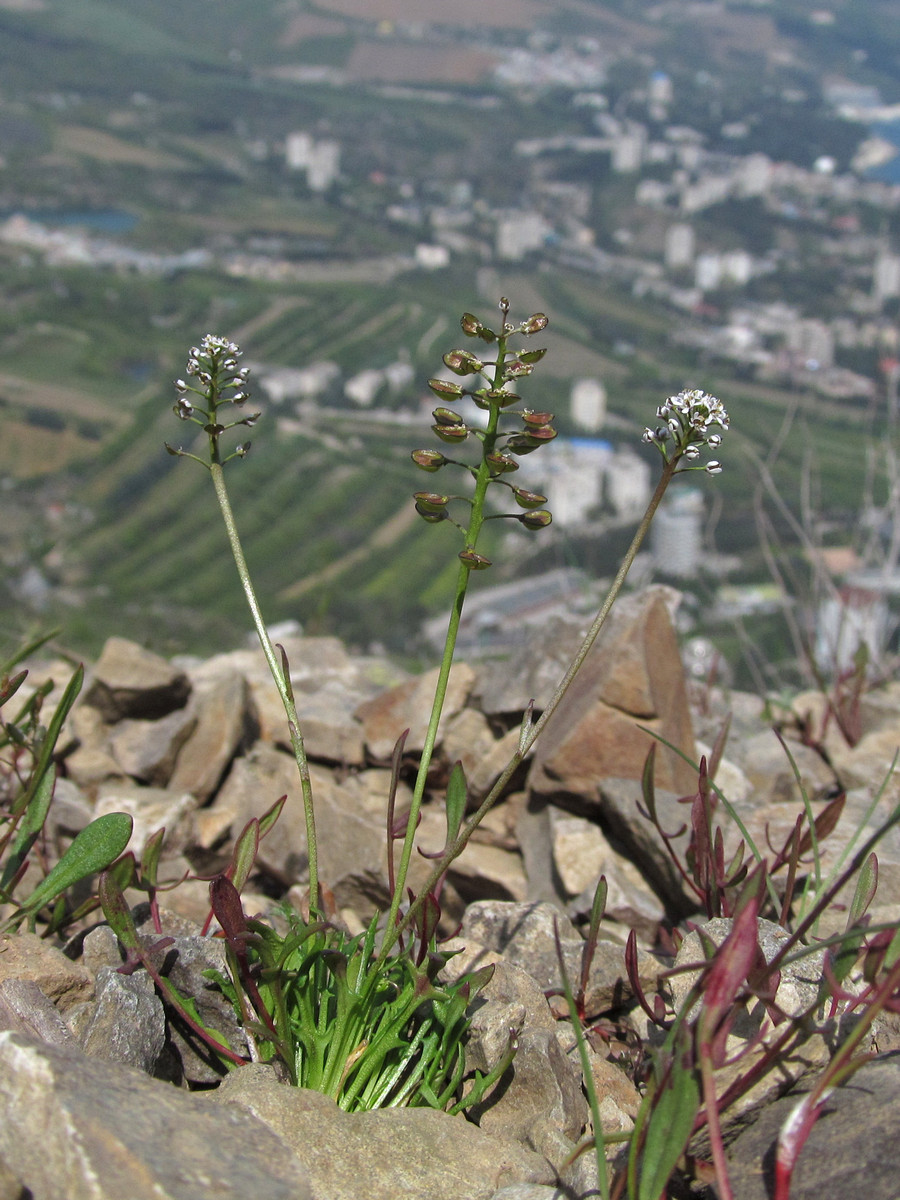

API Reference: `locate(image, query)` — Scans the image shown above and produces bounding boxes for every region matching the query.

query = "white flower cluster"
[169,335,257,465]
[642,388,729,474]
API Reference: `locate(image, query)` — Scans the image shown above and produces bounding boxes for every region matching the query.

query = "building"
[570,378,607,431]
[652,489,704,578]
[665,223,695,270]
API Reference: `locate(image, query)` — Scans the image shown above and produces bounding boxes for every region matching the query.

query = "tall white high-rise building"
[570,378,607,431]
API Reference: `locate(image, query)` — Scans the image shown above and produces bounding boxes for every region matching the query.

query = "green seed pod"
[459,549,492,570]
[432,407,464,426]
[433,424,469,443]
[518,509,552,530]
[411,449,447,472]
[505,434,540,454]
[512,487,548,509]
[443,349,484,376]
[503,361,534,381]
[520,313,549,335]
[486,452,519,475]
[428,378,465,401]
[415,501,449,523]
[522,425,557,445]
[518,348,548,364]
[414,491,450,513]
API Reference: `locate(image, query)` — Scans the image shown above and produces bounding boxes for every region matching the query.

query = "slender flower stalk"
[385,379,729,954]
[167,335,319,903]
[385,300,553,936]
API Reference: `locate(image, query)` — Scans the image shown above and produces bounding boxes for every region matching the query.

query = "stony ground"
[2,584,900,1199]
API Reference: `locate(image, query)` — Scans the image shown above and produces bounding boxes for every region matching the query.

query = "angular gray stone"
[107,707,197,785]
[461,900,658,1017]
[354,661,476,760]
[0,1032,312,1200]
[211,1065,554,1200]
[72,965,166,1075]
[725,1053,900,1200]
[93,782,199,861]
[0,978,77,1048]
[83,636,190,721]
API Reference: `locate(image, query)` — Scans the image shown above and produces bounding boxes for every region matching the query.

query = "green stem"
[209,460,319,905]
[383,335,508,940]
[383,455,679,954]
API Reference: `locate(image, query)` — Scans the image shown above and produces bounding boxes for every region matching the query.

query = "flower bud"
[432,407,464,426]
[235,442,250,458]
[411,449,447,472]
[443,349,483,376]
[459,549,492,570]
[428,377,465,401]
[520,313,549,335]
[512,487,548,509]
[518,509,552,530]
[174,398,194,420]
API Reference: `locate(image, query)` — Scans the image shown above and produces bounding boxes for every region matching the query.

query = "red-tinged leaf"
[386,728,409,894]
[98,869,141,952]
[698,893,761,1036]
[228,818,260,894]
[708,713,732,781]
[258,794,286,840]
[626,929,661,1025]
[414,891,441,965]
[0,669,27,707]
[796,792,846,858]
[210,875,249,957]
[580,875,608,1000]
[641,745,658,824]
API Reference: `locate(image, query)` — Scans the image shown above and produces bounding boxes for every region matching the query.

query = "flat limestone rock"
[211,1066,555,1200]
[82,637,190,721]
[0,1032,312,1200]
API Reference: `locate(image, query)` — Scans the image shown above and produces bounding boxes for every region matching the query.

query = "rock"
[211,1065,555,1200]
[93,782,199,860]
[209,749,397,898]
[549,810,665,939]
[528,587,697,799]
[738,730,837,805]
[0,932,93,1012]
[169,663,256,800]
[461,900,657,1017]
[724,1053,900,1200]
[471,1025,588,1150]
[0,978,77,1047]
[71,965,166,1075]
[107,707,197,786]
[82,637,190,721]
[472,620,585,719]
[354,662,476,761]
[0,1032,312,1200]
[64,703,126,787]
[294,685,366,766]
[670,917,838,1128]
[588,778,697,916]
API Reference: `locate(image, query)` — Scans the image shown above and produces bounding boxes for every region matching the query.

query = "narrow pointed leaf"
[445,762,467,848]
[638,1056,700,1200]
[228,818,260,893]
